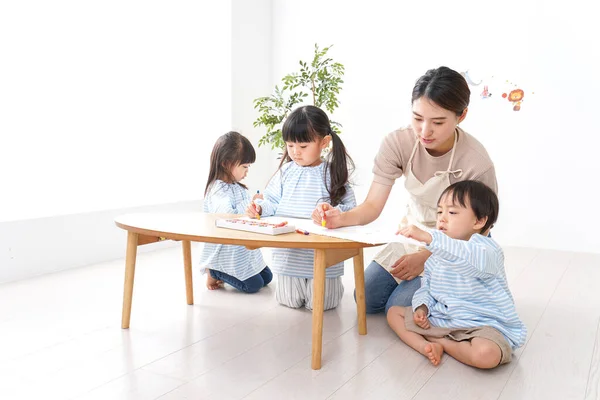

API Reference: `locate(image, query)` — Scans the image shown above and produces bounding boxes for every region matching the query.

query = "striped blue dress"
[412,230,527,349]
[199,180,266,281]
[257,161,356,278]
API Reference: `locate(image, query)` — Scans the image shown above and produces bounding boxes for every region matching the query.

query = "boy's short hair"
[438,180,499,233]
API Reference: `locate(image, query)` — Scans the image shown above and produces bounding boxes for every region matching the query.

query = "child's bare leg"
[427,336,501,369]
[206,270,223,290]
[387,306,444,366]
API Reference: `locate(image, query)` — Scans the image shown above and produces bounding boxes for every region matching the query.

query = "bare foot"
[206,272,223,290]
[422,342,444,366]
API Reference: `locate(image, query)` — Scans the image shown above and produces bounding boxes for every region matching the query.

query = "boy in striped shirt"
[387,180,527,369]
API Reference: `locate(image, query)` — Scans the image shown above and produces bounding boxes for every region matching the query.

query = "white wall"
[0,200,200,284]
[3,0,598,284]
[231,0,276,193]
[260,0,600,253]
[0,1,231,222]
[0,1,233,283]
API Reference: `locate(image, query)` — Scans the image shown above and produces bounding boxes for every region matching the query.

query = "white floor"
[1,245,599,400]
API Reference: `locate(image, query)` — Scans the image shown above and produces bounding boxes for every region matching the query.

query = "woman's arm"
[314,180,392,228]
[334,183,357,212]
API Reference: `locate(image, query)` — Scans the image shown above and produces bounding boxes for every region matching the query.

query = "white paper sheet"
[288,218,426,247]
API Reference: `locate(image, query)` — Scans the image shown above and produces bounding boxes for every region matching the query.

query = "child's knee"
[275,278,306,308]
[260,267,273,286]
[315,291,342,311]
[386,305,405,321]
[243,275,265,293]
[472,341,502,369]
[315,278,344,310]
[244,285,261,294]
[276,295,305,309]
[385,306,405,318]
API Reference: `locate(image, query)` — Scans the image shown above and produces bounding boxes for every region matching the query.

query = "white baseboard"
[0,200,202,284]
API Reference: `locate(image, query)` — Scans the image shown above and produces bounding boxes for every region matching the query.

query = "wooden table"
[114,212,381,370]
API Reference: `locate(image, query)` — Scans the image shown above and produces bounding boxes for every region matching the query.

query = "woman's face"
[411,97,464,156]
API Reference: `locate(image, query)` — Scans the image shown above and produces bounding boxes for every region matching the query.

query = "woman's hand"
[311,203,342,228]
[389,251,428,281]
[397,224,432,245]
[252,193,264,201]
[245,202,261,219]
[414,305,430,329]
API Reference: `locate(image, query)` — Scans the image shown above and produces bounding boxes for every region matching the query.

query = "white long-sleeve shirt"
[412,230,527,349]
[257,161,356,278]
[198,180,266,281]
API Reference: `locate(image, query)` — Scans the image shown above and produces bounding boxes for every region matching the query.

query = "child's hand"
[414,306,430,329]
[311,203,339,228]
[397,225,432,245]
[245,202,261,219]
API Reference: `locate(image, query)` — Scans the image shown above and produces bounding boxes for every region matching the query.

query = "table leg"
[353,248,367,335]
[311,248,327,370]
[121,231,139,329]
[182,240,194,305]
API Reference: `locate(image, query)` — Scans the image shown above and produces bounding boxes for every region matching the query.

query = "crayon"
[254,190,261,220]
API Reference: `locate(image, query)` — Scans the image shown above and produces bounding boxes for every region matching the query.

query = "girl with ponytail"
[246,105,356,310]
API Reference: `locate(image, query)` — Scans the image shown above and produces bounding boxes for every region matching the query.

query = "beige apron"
[373,130,463,276]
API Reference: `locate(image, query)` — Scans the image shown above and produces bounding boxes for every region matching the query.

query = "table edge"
[114,221,383,250]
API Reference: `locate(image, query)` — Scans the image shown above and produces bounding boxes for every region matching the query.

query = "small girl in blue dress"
[199,131,272,293]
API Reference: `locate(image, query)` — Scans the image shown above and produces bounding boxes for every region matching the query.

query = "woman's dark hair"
[204,131,256,196]
[412,66,470,116]
[438,180,499,234]
[278,105,354,206]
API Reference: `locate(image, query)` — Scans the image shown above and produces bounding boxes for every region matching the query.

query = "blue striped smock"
[412,230,527,349]
[256,161,356,278]
[199,180,266,281]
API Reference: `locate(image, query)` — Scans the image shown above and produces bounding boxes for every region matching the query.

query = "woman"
[312,66,497,315]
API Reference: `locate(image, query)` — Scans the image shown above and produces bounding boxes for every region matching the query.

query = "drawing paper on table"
[289,218,426,247]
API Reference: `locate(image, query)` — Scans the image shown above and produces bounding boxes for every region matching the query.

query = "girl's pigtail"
[326,129,354,206]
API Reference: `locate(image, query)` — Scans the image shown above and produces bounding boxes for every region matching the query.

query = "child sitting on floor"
[387,180,527,369]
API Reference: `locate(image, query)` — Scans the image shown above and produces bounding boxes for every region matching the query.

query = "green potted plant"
[253,44,345,151]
